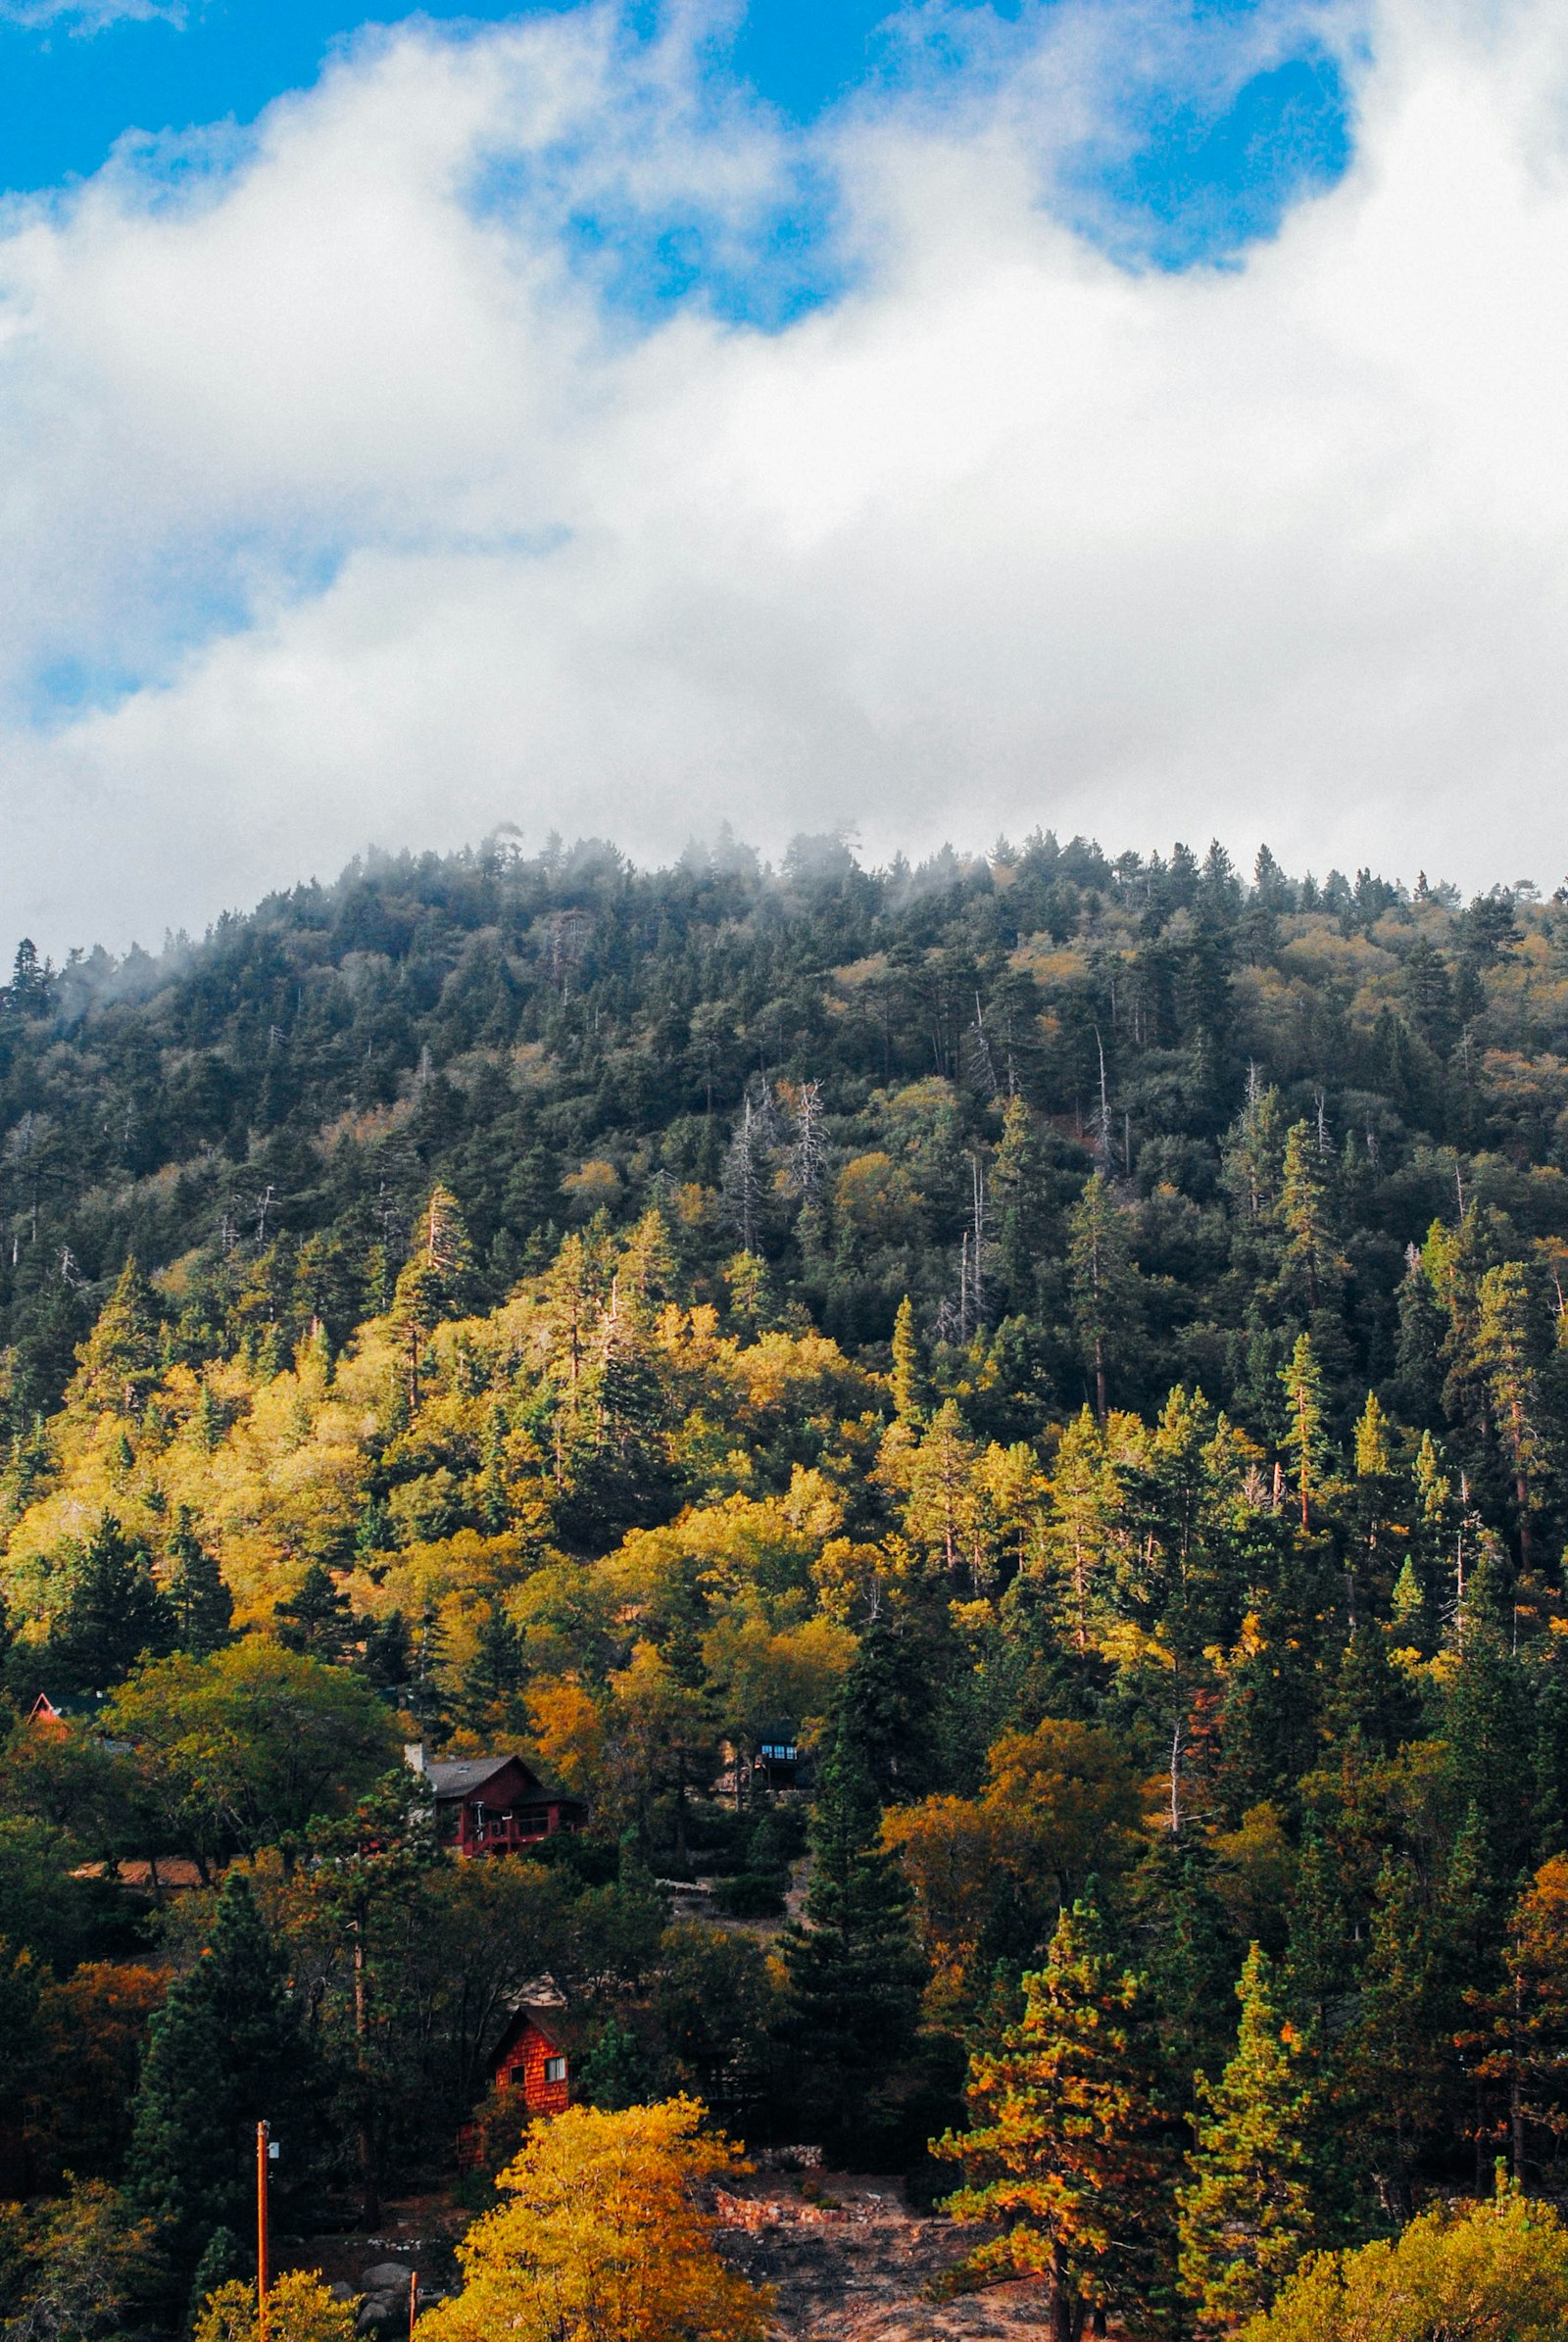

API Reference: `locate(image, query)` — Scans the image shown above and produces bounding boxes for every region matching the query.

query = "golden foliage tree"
[195,2270,359,2342]
[1240,2186,1568,2342]
[418,2097,771,2342]
[936,1893,1176,2342]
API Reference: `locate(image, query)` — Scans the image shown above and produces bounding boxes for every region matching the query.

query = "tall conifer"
[780,1735,925,2148]
[1177,1943,1328,2330]
[129,1875,310,2262]
[940,1891,1177,2342]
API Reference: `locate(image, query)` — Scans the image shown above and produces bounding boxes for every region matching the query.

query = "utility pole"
[256,2122,271,2342]
[408,2270,419,2340]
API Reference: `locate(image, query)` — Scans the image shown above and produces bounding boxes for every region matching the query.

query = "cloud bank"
[0,0,1564,949]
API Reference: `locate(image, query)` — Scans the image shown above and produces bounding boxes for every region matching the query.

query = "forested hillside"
[10,827,1568,2339]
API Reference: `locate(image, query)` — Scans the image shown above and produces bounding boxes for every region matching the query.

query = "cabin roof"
[423,1754,541,1801]
[489,2001,589,2073]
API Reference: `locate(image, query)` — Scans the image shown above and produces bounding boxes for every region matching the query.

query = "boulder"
[359,2264,413,2292]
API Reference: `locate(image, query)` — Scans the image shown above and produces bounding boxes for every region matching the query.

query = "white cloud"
[0,0,179,29]
[0,0,1566,949]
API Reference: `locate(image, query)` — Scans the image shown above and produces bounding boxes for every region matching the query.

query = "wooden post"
[408,2270,419,2339]
[256,2122,270,2342]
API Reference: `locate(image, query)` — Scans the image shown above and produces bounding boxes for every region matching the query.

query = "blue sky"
[0,0,1559,951]
[1,0,1351,276]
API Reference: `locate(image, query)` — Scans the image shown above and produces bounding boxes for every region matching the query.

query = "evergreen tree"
[129,1875,311,2262]
[1129,1834,1242,2103]
[1463,1855,1568,2182]
[990,1097,1049,1317]
[360,1610,413,1696]
[65,1260,160,1420]
[7,936,53,1014]
[1399,932,1457,1053]
[1177,1943,1329,2331]
[1325,1622,1420,1758]
[273,1562,356,1664]
[1393,1253,1448,1431]
[167,1506,234,1657]
[939,1891,1178,2342]
[1279,1334,1331,1533]
[1274,1121,1345,1323]
[1282,1825,1354,2043]
[388,1185,474,1412]
[1066,1174,1140,1421]
[1345,1854,1450,2220]
[457,1602,527,1729]
[890,1295,929,1429]
[1472,1259,1551,1565]
[194,1378,225,1455]
[579,2017,658,2112]
[1220,1073,1285,1228]
[408,1605,451,1741]
[780,1736,926,2148]
[1445,1566,1537,1893]
[47,1512,174,1692]
[833,1601,949,1803]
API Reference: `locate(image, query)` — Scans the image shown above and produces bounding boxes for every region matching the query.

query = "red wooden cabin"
[457,2005,577,2167]
[410,1749,585,1858]
[492,2008,573,2116]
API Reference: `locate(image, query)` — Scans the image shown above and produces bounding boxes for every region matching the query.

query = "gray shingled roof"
[424,1756,527,1799]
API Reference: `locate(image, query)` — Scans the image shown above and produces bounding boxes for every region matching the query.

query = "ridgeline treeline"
[8,827,1568,2339]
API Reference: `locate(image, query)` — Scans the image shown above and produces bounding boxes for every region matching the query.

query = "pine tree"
[360,1609,413,1695]
[7,936,53,1015]
[780,1736,926,2148]
[833,1600,949,1803]
[1393,1251,1448,1430]
[890,1295,929,1429]
[1346,1854,1448,2220]
[66,1260,160,1420]
[48,1513,173,1691]
[1411,1428,1457,1578]
[1472,1259,1551,1565]
[904,1400,983,1582]
[579,2017,658,2112]
[272,1562,356,1664]
[1278,1334,1330,1533]
[456,1602,526,1728]
[129,1875,310,2262]
[1445,1566,1537,1892]
[990,1096,1049,1316]
[1177,1943,1328,2331]
[1275,1122,1345,1322]
[939,1891,1178,2342]
[388,1185,474,1412]
[1352,1389,1393,1480]
[478,1401,511,1532]
[1463,1855,1568,2182]
[1130,1834,1242,2104]
[194,1378,225,1455]
[1325,1622,1420,1758]
[1066,1174,1139,1422]
[167,1506,234,1657]
[1042,1406,1122,1655]
[1399,932,1457,1053]
[1220,1073,1285,1228]
[409,1604,451,1740]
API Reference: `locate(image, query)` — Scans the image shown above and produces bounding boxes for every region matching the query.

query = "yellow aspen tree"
[418,2098,770,2342]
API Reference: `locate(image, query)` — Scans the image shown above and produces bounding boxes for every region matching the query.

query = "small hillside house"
[407,1746,585,1857]
[715,1724,808,1805]
[490,2007,574,2116]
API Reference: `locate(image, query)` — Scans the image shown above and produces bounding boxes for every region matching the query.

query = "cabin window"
[544,2056,566,2084]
